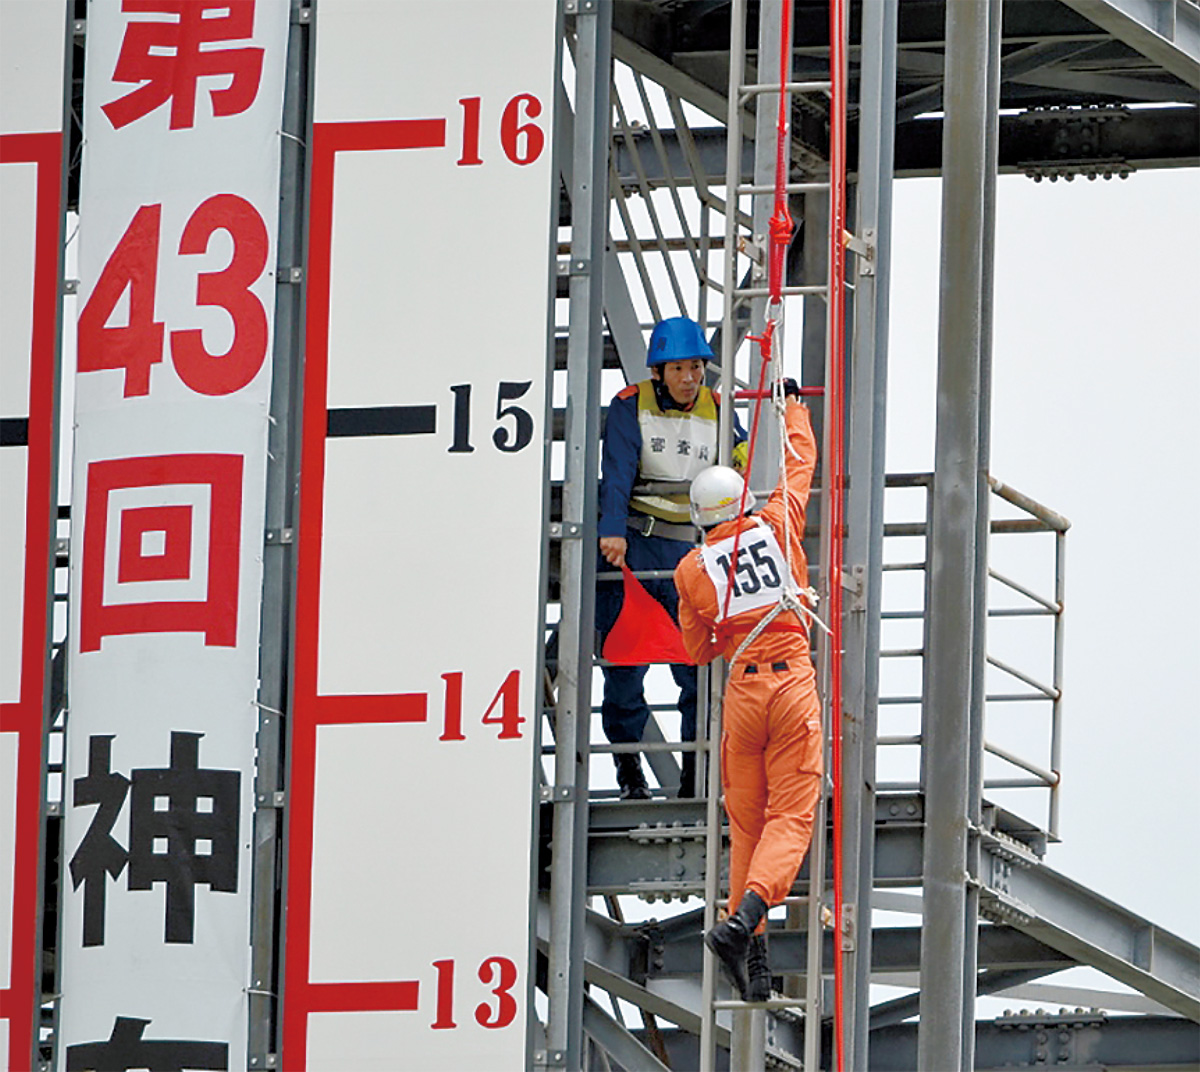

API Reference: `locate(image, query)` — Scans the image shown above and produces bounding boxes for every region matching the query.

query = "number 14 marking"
[439,669,524,741]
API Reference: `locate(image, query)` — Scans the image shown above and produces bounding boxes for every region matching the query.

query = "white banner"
[283,2,558,1068]
[0,3,67,1068]
[60,2,289,1068]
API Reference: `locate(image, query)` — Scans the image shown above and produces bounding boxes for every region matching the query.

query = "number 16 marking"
[457,94,545,167]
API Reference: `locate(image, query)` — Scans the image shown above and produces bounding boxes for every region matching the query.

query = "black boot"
[704,890,768,999]
[746,933,771,1002]
[615,754,651,800]
[679,752,696,798]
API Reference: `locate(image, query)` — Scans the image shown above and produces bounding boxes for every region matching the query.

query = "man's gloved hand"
[780,377,801,400]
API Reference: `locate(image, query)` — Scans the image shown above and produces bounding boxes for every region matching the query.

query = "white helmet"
[690,465,752,529]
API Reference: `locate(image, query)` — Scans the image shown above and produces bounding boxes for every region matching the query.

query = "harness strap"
[727,585,830,669]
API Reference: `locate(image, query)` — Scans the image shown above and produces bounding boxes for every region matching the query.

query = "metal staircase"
[541,1,1199,1070]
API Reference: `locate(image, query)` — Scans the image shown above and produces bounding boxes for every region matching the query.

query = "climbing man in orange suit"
[673,380,823,1001]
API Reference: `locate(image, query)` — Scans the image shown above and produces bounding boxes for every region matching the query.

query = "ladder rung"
[736,285,827,299]
[713,997,810,1011]
[738,182,831,195]
[588,741,709,754]
[739,81,832,98]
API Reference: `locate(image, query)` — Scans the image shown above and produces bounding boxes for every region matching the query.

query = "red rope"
[719,335,772,623]
[719,0,796,625]
[827,0,849,1068]
[714,5,847,1064]
[768,3,795,304]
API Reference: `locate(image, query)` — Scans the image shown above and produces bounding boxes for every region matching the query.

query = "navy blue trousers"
[596,527,698,745]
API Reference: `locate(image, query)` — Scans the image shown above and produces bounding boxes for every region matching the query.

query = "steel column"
[917,0,996,1067]
[545,4,612,1068]
[730,1007,767,1072]
[962,1,1003,1067]
[249,3,310,1063]
[843,0,898,1067]
[747,0,789,486]
[705,3,748,1065]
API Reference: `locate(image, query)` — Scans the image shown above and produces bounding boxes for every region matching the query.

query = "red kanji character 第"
[102,0,265,131]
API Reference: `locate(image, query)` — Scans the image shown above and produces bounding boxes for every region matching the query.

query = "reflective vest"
[631,380,720,524]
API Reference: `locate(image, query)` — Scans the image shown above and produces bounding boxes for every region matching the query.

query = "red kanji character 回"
[102,0,264,131]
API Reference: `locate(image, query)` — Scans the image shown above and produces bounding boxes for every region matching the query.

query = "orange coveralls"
[674,402,823,919]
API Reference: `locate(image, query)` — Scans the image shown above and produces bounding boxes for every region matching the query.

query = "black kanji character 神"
[70,735,130,947]
[66,1016,228,1071]
[128,732,240,943]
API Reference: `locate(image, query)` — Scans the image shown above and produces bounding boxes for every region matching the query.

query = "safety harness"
[718,358,829,672]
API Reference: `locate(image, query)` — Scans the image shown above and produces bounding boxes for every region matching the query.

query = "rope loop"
[766,205,795,302]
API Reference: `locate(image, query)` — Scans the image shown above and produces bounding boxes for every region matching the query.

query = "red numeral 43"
[78,194,269,397]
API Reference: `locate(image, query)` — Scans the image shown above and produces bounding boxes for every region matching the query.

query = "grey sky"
[887,166,1200,945]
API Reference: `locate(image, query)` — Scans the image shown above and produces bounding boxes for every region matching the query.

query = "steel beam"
[746,0,790,499]
[612,30,737,124]
[553,84,648,386]
[602,249,648,383]
[582,994,672,1072]
[870,1012,1200,1071]
[608,108,1200,183]
[962,2,1004,1067]
[249,4,309,1063]
[545,4,612,1067]
[982,850,1200,1021]
[844,0,898,1066]
[917,0,996,1065]
[1058,0,1200,89]
[652,925,1074,981]
[583,807,927,894]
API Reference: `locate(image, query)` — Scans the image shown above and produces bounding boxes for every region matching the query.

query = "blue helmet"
[647,316,714,367]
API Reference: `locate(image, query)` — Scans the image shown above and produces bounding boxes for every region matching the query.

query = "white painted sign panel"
[0,3,67,1068]
[284,2,558,1068]
[59,1,288,1067]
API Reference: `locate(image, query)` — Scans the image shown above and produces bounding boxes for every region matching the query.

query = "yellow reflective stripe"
[630,495,691,523]
[636,381,719,421]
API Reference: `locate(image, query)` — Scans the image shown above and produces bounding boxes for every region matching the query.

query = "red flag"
[602,566,694,666]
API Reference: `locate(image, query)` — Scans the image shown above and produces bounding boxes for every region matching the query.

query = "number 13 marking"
[431,956,520,1031]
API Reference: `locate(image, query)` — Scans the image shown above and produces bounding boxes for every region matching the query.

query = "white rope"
[725,310,832,669]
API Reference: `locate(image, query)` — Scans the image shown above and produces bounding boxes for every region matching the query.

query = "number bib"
[698,521,791,621]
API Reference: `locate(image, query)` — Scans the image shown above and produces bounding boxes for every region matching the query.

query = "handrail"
[988,474,1071,532]
[877,474,1068,838]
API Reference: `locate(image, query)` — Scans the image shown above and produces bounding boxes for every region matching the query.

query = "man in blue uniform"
[597,316,747,799]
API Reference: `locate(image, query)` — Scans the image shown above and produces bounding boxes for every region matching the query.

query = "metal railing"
[876,473,1069,838]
